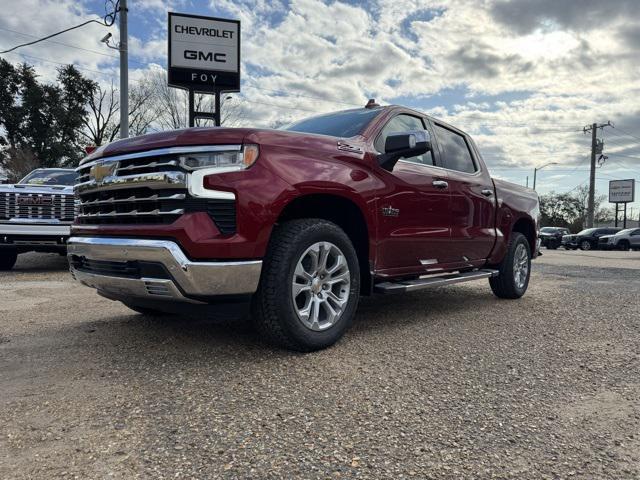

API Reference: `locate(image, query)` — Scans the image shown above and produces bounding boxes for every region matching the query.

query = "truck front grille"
[76,149,237,234]
[0,192,75,221]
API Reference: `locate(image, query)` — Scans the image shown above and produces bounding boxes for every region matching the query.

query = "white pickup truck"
[0,168,77,270]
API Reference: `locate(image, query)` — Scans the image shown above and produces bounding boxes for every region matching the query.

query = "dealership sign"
[168,12,240,92]
[609,179,635,203]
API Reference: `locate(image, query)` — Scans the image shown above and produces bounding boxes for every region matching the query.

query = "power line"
[610,126,640,143]
[0,27,118,59]
[0,2,118,54]
[1,51,118,78]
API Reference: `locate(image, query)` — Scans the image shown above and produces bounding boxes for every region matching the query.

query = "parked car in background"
[67,103,540,351]
[539,227,571,249]
[598,228,640,251]
[562,227,621,251]
[0,168,77,270]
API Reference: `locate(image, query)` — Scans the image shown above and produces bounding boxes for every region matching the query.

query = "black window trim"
[373,113,442,170]
[430,121,482,177]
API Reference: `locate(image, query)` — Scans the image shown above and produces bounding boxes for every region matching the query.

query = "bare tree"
[147,69,243,130]
[80,81,119,147]
[148,70,187,130]
[1,147,40,182]
[80,79,157,146]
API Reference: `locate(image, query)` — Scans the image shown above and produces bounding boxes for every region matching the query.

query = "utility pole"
[583,121,612,227]
[119,0,129,138]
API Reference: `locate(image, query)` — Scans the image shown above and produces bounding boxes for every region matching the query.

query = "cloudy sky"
[1,0,639,213]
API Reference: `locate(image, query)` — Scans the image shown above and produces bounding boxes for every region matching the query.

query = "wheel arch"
[274,193,373,294]
[512,216,536,253]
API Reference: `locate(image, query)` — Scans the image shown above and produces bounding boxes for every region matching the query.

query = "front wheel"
[0,249,18,270]
[252,219,360,352]
[489,232,531,299]
[580,240,592,251]
[618,240,630,251]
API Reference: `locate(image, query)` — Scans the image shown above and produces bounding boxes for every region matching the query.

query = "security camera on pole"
[167,12,241,127]
[100,0,129,139]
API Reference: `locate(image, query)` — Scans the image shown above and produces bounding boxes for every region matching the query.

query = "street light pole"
[119,0,128,139]
[532,162,557,191]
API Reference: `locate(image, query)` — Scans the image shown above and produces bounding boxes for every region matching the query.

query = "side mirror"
[378,130,431,171]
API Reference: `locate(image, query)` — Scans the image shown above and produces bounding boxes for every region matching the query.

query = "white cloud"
[1,0,638,206]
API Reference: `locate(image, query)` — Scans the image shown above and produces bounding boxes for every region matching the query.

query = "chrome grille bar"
[77,208,184,219]
[79,192,186,207]
[75,171,186,194]
[116,160,179,172]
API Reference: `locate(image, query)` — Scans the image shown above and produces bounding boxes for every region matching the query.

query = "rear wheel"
[252,219,360,352]
[489,232,531,299]
[0,249,18,270]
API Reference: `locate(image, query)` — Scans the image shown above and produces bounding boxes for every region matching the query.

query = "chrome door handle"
[432,180,449,189]
[481,189,494,197]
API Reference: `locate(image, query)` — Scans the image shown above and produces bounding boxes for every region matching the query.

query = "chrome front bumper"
[67,237,262,304]
[1,221,71,236]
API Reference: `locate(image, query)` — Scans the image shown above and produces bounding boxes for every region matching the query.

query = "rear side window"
[375,114,434,166]
[433,124,477,174]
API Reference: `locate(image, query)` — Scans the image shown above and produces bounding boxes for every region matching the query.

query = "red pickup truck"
[69,103,539,351]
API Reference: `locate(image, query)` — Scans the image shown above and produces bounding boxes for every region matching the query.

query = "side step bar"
[374,269,499,294]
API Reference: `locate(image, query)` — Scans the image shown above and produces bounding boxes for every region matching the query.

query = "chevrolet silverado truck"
[0,168,77,270]
[68,104,539,351]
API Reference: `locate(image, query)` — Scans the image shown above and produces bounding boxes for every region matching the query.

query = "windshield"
[19,169,78,186]
[616,229,633,235]
[285,108,383,137]
[540,227,557,233]
[577,228,596,235]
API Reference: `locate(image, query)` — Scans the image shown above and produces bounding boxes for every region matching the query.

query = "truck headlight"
[179,145,259,171]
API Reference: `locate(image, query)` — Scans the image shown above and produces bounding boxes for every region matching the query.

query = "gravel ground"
[1,249,639,479]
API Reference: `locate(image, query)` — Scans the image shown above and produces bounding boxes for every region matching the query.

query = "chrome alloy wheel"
[513,243,529,290]
[291,241,351,331]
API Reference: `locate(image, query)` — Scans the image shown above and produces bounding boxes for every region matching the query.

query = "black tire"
[579,240,592,251]
[489,232,531,299]
[618,240,630,251]
[252,219,360,352]
[0,249,18,270]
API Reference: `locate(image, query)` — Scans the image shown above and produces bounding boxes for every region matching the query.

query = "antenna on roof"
[365,99,380,109]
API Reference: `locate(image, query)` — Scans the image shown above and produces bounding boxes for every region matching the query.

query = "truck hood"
[81,127,366,166]
[0,183,74,195]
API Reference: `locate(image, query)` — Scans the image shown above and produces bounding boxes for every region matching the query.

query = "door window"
[433,124,477,173]
[375,115,434,166]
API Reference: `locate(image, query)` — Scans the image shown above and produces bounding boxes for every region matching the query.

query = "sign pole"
[624,202,627,229]
[614,204,619,228]
[188,89,195,127]
[215,90,221,127]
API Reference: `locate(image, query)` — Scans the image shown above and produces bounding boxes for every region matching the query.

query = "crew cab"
[0,168,77,270]
[68,104,539,351]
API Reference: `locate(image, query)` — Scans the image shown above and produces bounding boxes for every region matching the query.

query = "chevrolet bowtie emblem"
[89,162,118,182]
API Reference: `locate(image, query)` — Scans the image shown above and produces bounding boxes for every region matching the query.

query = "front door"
[373,114,452,277]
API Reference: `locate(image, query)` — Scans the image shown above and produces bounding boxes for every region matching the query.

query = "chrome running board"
[374,269,499,294]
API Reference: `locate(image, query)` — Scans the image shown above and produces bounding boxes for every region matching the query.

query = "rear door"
[373,114,452,277]
[430,121,496,262]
